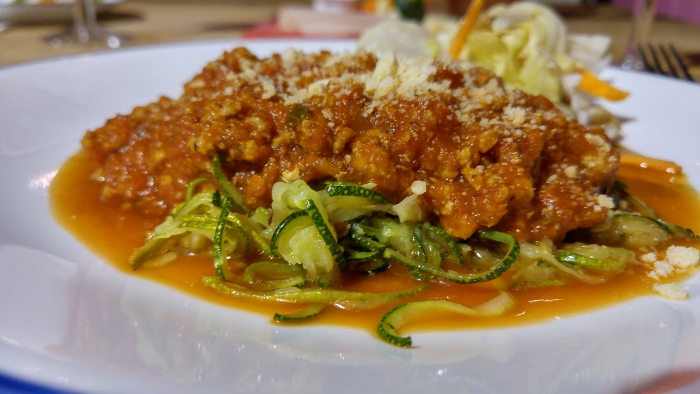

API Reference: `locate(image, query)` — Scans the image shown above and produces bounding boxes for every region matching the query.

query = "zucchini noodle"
[130,158,700,347]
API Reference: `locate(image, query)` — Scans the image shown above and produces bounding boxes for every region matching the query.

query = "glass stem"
[72,0,98,42]
[622,0,657,70]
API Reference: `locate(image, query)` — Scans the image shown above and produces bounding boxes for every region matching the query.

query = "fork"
[638,44,696,82]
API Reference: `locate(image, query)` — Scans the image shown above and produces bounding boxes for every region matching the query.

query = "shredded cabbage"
[357,1,622,139]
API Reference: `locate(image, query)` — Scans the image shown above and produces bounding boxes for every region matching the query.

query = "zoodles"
[130,157,700,347]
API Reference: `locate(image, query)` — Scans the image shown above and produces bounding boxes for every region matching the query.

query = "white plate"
[0,0,124,25]
[1,39,700,394]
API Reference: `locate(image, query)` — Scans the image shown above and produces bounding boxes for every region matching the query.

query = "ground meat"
[81,47,618,242]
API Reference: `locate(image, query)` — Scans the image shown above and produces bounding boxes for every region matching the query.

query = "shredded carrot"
[360,0,377,13]
[361,0,395,14]
[448,0,484,60]
[577,68,630,101]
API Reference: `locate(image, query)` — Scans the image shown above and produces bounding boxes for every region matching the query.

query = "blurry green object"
[396,0,424,22]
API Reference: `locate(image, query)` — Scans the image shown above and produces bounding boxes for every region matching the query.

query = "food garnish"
[448,0,483,60]
[577,68,630,101]
[358,1,626,139]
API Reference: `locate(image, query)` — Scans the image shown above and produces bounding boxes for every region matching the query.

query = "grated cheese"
[653,283,689,300]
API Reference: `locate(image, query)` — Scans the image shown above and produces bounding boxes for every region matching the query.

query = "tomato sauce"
[50,151,700,333]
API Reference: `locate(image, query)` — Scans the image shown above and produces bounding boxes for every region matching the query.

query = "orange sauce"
[50,151,700,333]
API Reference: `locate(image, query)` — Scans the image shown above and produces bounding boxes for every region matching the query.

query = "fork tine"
[668,44,696,82]
[658,45,682,79]
[637,44,655,74]
[634,44,695,82]
[647,44,667,76]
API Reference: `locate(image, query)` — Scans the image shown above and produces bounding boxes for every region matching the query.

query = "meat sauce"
[50,151,700,332]
[80,48,618,243]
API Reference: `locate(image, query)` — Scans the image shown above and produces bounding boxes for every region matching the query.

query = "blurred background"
[0,0,698,80]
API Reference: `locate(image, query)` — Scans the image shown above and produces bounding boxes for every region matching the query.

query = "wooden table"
[0,1,279,67]
[1,0,699,80]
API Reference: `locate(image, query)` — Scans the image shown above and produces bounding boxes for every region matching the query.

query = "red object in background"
[242,20,304,39]
[614,0,700,25]
[242,5,387,39]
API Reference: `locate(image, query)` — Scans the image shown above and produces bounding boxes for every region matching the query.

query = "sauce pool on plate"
[50,150,700,333]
